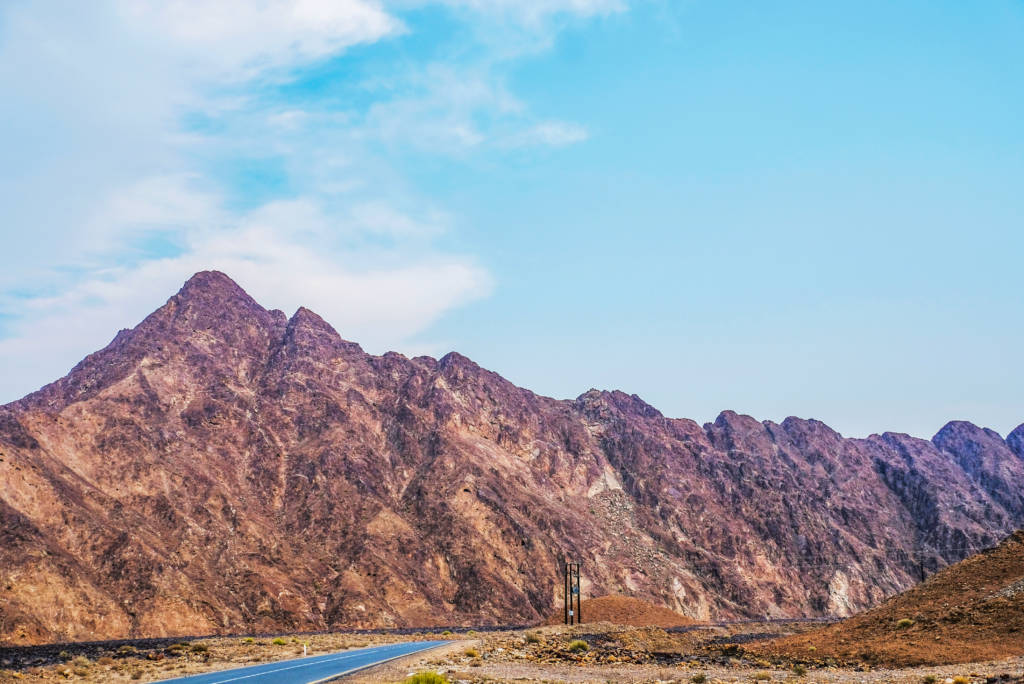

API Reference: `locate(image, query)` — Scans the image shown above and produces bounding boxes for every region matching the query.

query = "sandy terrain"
[344,624,1024,684]
[2,622,1023,684]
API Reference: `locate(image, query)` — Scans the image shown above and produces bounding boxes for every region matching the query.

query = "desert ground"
[2,621,1023,684]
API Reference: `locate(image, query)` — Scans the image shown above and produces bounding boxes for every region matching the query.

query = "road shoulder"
[337,641,473,683]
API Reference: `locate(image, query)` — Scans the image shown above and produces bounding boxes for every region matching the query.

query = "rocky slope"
[1,271,1022,644]
[542,595,696,627]
[749,530,1024,666]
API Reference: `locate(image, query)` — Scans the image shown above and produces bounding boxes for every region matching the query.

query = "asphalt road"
[156,641,450,684]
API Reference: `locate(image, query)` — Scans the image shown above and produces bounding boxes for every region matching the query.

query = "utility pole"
[563,561,582,625]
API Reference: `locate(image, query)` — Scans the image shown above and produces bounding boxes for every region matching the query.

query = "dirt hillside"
[544,594,696,627]
[749,530,1024,666]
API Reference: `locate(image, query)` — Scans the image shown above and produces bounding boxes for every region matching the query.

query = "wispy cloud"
[436,0,625,24]
[0,0,618,401]
[116,0,402,80]
[0,189,491,362]
[500,121,590,148]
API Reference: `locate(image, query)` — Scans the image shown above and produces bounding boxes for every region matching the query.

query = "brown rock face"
[1,271,1022,644]
[542,595,696,627]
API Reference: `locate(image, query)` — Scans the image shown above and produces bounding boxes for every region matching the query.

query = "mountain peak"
[169,270,267,322]
[178,270,247,298]
[286,306,344,342]
[1007,423,1024,459]
[281,305,364,357]
[289,306,334,329]
[575,388,662,419]
[932,420,1004,452]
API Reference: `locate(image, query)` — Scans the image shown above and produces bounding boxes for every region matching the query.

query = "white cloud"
[0,184,492,400]
[394,0,626,56]
[0,0,617,402]
[356,63,590,151]
[115,0,403,80]
[500,121,589,148]
[390,0,625,29]
[348,201,450,238]
[86,175,225,241]
[437,0,625,24]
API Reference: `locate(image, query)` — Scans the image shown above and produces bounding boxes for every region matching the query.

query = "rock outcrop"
[1,271,1022,644]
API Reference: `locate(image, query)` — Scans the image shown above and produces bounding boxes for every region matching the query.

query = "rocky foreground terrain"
[2,271,1023,644]
[748,530,1024,666]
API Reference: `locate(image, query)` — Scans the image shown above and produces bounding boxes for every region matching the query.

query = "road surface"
[156,641,450,684]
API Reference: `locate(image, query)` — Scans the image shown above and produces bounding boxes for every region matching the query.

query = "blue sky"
[1,0,1022,439]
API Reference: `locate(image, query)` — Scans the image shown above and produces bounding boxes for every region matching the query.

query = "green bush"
[272,638,288,646]
[567,640,589,653]
[190,643,209,653]
[896,618,915,629]
[463,648,479,658]
[691,673,707,684]
[402,673,449,684]
[243,637,255,644]
[792,664,807,676]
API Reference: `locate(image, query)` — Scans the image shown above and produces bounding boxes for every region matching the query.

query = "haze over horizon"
[2,1,1022,439]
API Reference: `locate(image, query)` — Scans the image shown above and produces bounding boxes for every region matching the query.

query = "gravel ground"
[377,625,1024,684]
[2,624,1022,684]
[372,649,1024,684]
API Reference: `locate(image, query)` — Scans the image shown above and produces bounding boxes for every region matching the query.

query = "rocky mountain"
[1,271,1022,645]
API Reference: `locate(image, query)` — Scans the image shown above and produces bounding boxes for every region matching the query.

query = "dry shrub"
[567,639,589,653]
[402,674,449,684]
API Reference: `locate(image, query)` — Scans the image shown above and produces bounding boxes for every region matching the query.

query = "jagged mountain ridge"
[0,271,1022,644]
